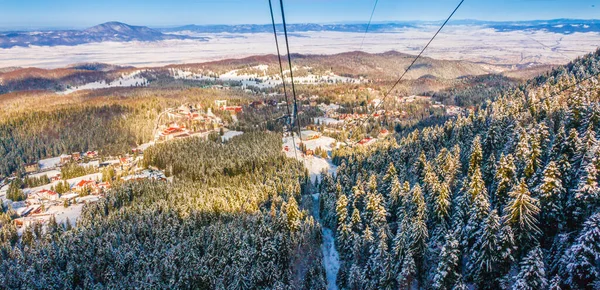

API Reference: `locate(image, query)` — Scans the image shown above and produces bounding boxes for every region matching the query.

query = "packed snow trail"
[321,227,340,290]
[284,135,340,289]
[311,193,340,290]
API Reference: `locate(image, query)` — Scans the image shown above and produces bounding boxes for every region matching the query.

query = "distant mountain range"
[161,23,417,34]
[162,19,600,34]
[0,22,204,48]
[1,19,598,49]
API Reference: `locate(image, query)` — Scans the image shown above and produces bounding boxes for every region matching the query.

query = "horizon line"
[0,18,598,31]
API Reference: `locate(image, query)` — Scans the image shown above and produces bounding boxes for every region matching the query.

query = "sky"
[0,0,598,29]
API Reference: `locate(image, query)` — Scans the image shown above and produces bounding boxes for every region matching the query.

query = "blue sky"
[0,0,598,29]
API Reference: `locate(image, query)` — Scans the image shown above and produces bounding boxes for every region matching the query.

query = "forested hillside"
[0,133,327,289]
[321,49,600,289]
[1,47,598,289]
[0,105,154,177]
[0,87,246,177]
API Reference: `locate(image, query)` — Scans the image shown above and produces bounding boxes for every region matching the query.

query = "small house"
[24,162,40,174]
[74,180,98,193]
[60,154,72,164]
[300,130,321,141]
[72,152,81,161]
[38,189,60,201]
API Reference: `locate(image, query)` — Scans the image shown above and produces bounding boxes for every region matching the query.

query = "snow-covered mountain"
[0,22,203,48]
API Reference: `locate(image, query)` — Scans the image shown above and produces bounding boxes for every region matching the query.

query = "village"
[0,93,463,230]
[0,99,252,230]
[0,149,168,230]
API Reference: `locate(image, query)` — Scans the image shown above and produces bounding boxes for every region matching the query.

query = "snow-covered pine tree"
[432,231,461,290]
[571,162,600,226]
[504,180,541,252]
[560,212,600,289]
[468,209,502,289]
[539,161,566,237]
[512,247,548,290]
[495,154,516,211]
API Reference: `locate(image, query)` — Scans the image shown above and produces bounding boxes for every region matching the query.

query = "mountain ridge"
[0,21,203,48]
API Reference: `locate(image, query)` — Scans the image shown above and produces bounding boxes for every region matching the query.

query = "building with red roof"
[38,189,60,201]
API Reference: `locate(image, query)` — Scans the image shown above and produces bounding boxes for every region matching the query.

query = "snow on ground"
[322,227,341,290]
[1,28,599,69]
[305,157,337,182]
[312,188,340,290]
[170,68,278,89]
[136,141,155,152]
[45,203,84,226]
[170,66,364,89]
[283,135,337,182]
[27,169,61,180]
[24,173,103,194]
[315,117,343,126]
[58,70,148,95]
[302,136,338,152]
[221,130,244,142]
[0,184,8,203]
[39,157,61,171]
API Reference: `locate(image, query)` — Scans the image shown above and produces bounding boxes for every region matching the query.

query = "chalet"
[74,180,98,193]
[14,216,47,228]
[187,112,200,120]
[221,106,243,113]
[26,192,42,205]
[159,124,190,141]
[60,154,72,164]
[72,152,81,161]
[300,130,321,141]
[38,189,60,201]
[305,149,314,156]
[86,151,98,158]
[16,205,40,217]
[24,162,40,174]
[358,138,376,146]
[39,157,61,171]
[380,129,390,137]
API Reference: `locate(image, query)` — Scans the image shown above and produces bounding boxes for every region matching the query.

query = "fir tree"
[432,231,461,290]
[560,213,600,289]
[504,180,541,250]
[572,162,600,224]
[539,161,566,236]
[512,247,548,290]
[495,154,517,209]
[469,209,502,289]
